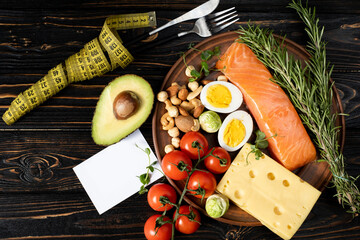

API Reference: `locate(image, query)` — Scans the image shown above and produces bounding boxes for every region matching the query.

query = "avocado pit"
[113,91,140,120]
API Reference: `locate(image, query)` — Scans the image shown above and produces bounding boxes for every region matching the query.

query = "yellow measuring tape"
[2,12,156,125]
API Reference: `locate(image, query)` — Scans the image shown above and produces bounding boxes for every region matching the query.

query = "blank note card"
[73,129,162,214]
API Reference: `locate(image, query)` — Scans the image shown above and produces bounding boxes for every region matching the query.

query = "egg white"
[200,81,243,113]
[218,110,253,152]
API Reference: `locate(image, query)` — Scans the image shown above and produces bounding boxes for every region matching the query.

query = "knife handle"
[149,20,178,36]
[132,34,180,54]
[126,32,151,47]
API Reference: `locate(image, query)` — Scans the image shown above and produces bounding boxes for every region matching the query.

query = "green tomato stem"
[170,146,214,239]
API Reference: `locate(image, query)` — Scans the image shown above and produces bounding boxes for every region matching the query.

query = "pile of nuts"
[157,66,207,153]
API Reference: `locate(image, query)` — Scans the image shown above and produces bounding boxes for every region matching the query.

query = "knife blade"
[125,0,219,46]
[149,0,220,35]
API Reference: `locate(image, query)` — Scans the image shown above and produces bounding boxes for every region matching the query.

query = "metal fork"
[178,7,239,38]
[131,8,239,54]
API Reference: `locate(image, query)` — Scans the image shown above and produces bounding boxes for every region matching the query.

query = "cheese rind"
[217,143,321,240]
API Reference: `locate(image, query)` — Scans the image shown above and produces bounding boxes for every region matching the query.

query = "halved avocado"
[92,74,154,145]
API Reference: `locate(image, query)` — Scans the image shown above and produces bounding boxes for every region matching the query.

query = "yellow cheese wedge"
[217,143,321,240]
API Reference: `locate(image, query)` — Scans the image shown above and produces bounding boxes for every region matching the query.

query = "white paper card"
[73,129,162,214]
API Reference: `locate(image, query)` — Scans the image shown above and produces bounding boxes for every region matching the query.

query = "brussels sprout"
[205,193,229,218]
[199,111,222,133]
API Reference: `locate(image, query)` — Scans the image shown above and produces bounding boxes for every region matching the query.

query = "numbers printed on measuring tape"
[2,11,156,125]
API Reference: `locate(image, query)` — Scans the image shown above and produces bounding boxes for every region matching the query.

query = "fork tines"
[207,7,239,33]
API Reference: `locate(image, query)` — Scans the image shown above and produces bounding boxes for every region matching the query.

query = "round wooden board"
[151,31,345,226]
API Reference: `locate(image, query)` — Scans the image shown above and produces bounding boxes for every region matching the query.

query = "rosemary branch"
[238,0,359,215]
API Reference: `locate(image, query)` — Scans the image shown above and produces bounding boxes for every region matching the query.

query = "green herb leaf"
[201,50,213,61]
[191,69,201,78]
[255,130,266,140]
[246,130,276,161]
[213,46,221,56]
[256,139,269,149]
[139,185,148,194]
[147,165,154,172]
[139,173,150,185]
[201,61,210,76]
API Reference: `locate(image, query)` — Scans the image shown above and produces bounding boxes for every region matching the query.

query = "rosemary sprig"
[238,0,359,215]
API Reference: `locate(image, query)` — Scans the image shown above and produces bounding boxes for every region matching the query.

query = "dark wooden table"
[1,0,359,239]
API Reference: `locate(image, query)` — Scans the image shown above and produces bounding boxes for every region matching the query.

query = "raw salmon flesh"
[216,42,316,171]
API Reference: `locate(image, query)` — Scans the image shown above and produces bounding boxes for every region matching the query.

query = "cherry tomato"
[173,205,201,234]
[144,214,172,240]
[147,183,177,211]
[188,170,216,199]
[161,150,192,180]
[180,131,209,159]
[204,147,231,174]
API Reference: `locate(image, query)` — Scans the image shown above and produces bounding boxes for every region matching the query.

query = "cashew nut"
[160,112,174,130]
[164,144,175,153]
[172,137,180,148]
[164,99,179,118]
[187,85,203,101]
[180,101,195,112]
[185,65,195,77]
[191,119,200,131]
[164,99,172,110]
[188,81,199,92]
[170,95,182,105]
[167,106,179,118]
[190,98,202,107]
[217,75,228,82]
[168,127,180,138]
[157,91,168,102]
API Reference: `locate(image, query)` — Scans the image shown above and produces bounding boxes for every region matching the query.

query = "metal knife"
[149,0,220,35]
[126,0,219,46]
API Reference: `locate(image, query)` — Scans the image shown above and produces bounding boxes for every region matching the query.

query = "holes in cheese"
[216,143,321,240]
[283,180,290,187]
[234,190,244,199]
[274,206,283,215]
[267,172,275,180]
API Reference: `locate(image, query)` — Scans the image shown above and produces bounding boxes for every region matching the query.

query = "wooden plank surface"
[0,0,359,239]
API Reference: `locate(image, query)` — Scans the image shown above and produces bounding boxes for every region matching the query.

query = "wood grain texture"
[0,0,359,239]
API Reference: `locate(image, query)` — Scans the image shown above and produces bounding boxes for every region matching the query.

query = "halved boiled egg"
[218,110,253,152]
[200,81,243,113]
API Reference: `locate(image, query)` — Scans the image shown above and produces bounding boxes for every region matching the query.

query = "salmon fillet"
[216,42,316,171]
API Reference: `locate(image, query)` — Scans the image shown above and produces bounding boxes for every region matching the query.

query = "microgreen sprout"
[182,44,222,82]
[247,130,277,161]
[136,144,163,194]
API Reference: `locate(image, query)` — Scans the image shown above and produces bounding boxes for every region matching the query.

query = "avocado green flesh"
[92,74,154,145]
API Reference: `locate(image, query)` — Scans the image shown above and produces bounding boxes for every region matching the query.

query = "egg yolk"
[206,84,232,108]
[223,119,246,147]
